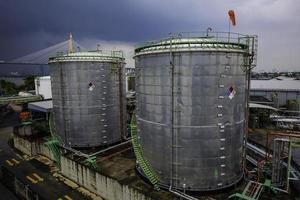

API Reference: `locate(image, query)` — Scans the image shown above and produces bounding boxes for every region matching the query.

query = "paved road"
[0,182,18,200]
[0,112,19,128]
[0,126,90,200]
[0,127,19,199]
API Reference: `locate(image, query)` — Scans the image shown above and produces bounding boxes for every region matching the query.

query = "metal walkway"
[228,179,277,200]
[246,142,300,181]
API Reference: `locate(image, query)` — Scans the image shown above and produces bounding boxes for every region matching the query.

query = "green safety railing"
[45,112,62,167]
[46,112,99,169]
[85,156,98,169]
[131,114,160,191]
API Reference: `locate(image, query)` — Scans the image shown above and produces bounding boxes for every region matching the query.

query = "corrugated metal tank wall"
[49,51,126,147]
[134,35,254,191]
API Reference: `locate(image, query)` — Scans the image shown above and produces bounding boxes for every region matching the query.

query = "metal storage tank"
[134,32,257,191]
[49,51,126,148]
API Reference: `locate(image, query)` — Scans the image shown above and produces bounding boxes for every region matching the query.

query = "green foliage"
[0,79,18,95]
[0,75,36,96]
[287,99,299,105]
[23,75,35,90]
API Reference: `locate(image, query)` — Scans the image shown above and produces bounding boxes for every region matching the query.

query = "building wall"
[13,136,35,156]
[125,67,135,93]
[250,90,300,107]
[35,76,52,99]
[13,135,54,160]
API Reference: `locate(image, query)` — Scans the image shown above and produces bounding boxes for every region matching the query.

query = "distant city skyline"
[0,0,299,71]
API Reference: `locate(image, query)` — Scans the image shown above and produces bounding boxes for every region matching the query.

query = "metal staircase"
[84,156,98,169]
[131,115,160,191]
[228,179,277,200]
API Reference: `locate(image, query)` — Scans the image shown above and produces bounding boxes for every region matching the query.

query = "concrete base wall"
[13,135,159,200]
[13,136,36,156]
[61,156,152,200]
[13,135,54,160]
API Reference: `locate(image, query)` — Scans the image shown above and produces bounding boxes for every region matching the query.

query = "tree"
[0,80,18,96]
[23,76,35,91]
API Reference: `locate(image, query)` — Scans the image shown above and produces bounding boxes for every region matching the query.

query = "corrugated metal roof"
[28,100,52,112]
[250,77,300,91]
[249,103,278,111]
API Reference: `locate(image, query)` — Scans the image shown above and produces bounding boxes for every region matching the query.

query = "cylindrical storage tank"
[49,51,126,148]
[134,33,256,191]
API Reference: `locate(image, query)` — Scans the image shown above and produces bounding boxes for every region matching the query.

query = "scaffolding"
[271,138,290,187]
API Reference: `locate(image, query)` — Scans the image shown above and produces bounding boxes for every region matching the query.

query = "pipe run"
[269,132,300,138]
[169,186,199,200]
[62,139,132,159]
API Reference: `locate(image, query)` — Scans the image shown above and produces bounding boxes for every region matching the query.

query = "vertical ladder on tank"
[214,52,231,187]
[131,115,160,191]
[169,33,182,189]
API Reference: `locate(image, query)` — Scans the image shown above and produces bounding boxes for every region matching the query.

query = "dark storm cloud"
[0,0,300,71]
[0,0,204,59]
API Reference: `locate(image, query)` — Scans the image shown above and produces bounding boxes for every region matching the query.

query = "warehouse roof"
[28,100,52,113]
[250,77,300,92]
[249,103,278,111]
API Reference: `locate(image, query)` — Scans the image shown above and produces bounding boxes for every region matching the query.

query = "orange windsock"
[228,10,236,26]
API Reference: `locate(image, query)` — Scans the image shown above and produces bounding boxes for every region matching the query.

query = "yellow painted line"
[32,173,44,182]
[12,158,20,165]
[26,176,38,184]
[6,160,14,166]
[64,195,73,200]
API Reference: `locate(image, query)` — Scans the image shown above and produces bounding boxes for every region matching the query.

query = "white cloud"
[131,0,300,71]
[79,38,136,68]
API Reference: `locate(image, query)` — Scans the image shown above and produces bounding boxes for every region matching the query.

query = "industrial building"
[0,31,300,200]
[34,76,52,99]
[250,76,300,109]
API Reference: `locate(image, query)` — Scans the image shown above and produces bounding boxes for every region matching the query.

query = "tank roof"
[49,50,124,63]
[135,31,256,56]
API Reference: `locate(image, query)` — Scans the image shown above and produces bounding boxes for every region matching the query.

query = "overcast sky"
[0,0,299,71]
